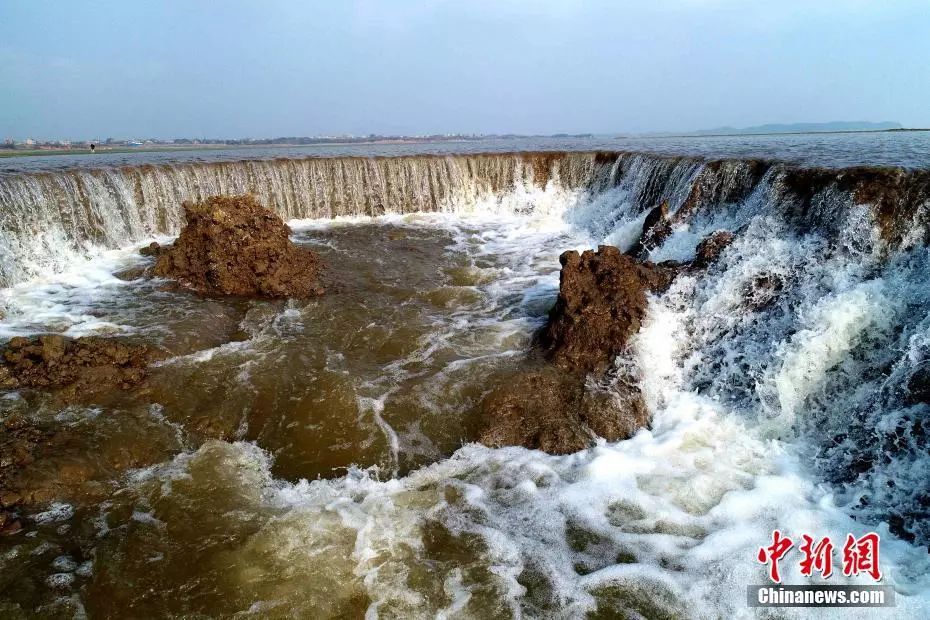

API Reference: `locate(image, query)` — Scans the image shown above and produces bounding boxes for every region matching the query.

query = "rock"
[542,245,676,375]
[479,370,590,453]
[1,414,51,511]
[775,167,930,245]
[152,194,324,298]
[0,335,161,395]
[1,415,46,491]
[628,201,672,259]
[0,510,22,536]
[480,230,738,455]
[691,230,734,269]
[580,376,649,441]
[0,364,13,390]
[478,367,648,454]
[139,241,165,257]
[1,407,173,512]
[478,245,672,455]
[113,265,149,281]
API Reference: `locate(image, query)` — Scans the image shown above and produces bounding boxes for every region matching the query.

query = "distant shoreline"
[0,139,481,160]
[628,127,930,140]
[2,129,929,160]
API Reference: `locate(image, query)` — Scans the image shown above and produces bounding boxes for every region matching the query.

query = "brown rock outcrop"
[541,245,676,375]
[691,230,734,269]
[478,367,648,454]
[479,245,673,454]
[152,194,324,298]
[0,335,160,396]
[779,166,930,245]
[479,227,736,455]
[629,201,672,259]
[139,241,166,257]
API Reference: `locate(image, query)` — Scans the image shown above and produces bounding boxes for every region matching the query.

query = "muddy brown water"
[0,214,583,617]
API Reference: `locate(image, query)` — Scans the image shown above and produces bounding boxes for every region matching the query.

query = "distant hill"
[689,121,902,136]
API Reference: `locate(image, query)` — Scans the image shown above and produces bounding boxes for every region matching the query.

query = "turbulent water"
[2,148,930,618]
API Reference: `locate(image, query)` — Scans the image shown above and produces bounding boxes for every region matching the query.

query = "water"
[2,131,930,175]
[2,146,930,617]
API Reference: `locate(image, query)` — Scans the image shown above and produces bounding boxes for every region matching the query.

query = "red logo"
[842,533,882,581]
[799,535,834,578]
[757,531,882,583]
[757,530,794,583]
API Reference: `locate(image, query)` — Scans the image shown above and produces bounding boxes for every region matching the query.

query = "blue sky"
[1,0,928,139]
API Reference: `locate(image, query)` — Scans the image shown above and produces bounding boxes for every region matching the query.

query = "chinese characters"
[757,531,882,583]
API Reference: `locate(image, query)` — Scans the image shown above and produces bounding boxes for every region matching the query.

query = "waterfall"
[0,153,603,287]
[2,151,929,288]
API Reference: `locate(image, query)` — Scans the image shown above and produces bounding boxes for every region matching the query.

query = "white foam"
[0,235,171,338]
[33,503,75,524]
[765,280,898,428]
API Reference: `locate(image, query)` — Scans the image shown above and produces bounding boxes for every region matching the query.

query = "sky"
[1,0,929,140]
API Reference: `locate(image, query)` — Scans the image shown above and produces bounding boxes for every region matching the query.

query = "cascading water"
[0,153,600,287]
[0,152,761,288]
[2,150,930,617]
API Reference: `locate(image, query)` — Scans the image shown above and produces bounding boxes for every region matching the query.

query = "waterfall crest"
[2,150,928,287]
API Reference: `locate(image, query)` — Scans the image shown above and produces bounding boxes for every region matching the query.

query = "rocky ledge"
[0,335,161,397]
[479,246,674,454]
[479,221,734,454]
[541,245,678,375]
[478,365,648,455]
[0,335,167,519]
[150,194,324,298]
